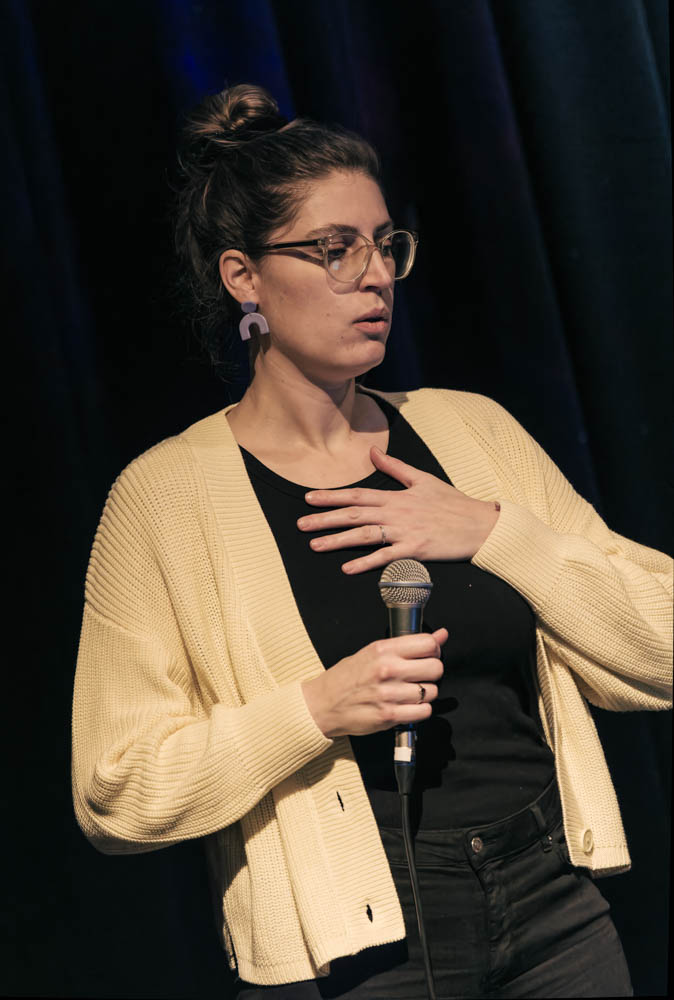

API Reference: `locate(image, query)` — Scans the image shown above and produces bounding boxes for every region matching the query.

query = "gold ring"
[379,525,387,545]
[417,684,426,703]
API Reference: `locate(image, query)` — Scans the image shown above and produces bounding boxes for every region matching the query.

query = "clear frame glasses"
[244,229,419,283]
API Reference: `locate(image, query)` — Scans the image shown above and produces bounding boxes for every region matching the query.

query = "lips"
[354,310,389,323]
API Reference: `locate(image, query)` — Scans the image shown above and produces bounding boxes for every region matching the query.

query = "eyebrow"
[304,219,395,239]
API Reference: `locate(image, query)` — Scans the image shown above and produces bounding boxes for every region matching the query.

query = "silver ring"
[379,524,387,545]
[417,684,426,703]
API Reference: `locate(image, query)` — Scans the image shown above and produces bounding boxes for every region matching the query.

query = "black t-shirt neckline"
[237,388,400,500]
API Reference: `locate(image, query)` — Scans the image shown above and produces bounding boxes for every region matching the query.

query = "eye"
[380,233,395,256]
[327,233,358,250]
[326,234,357,271]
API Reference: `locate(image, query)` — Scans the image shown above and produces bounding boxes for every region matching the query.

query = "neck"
[229,350,371,455]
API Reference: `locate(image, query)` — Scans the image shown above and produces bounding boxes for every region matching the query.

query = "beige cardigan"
[71,388,673,986]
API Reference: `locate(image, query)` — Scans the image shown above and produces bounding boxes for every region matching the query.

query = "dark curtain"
[6,0,671,996]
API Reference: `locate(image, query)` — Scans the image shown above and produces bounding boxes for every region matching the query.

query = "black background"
[5,0,671,996]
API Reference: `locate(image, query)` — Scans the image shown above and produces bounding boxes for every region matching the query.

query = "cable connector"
[394,725,417,795]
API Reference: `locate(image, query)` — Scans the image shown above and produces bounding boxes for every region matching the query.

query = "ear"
[219,249,258,305]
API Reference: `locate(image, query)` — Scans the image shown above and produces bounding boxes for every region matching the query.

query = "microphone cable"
[379,560,437,1000]
[395,730,437,1000]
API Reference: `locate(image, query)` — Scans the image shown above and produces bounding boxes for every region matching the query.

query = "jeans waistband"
[379,777,563,869]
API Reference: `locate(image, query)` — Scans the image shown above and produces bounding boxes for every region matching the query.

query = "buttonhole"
[365,904,373,922]
[336,790,345,811]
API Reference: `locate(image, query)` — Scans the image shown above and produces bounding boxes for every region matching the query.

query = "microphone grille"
[378,559,432,608]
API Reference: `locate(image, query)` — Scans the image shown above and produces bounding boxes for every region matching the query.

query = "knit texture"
[72,388,673,985]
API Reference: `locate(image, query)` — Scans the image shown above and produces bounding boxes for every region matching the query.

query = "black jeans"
[236,779,632,999]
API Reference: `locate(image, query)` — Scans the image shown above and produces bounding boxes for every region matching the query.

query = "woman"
[72,84,672,999]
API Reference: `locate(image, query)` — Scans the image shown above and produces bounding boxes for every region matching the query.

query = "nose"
[359,245,394,290]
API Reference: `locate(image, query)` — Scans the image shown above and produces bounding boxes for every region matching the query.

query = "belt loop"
[530,802,553,852]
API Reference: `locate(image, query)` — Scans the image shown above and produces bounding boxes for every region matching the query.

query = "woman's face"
[247,170,395,386]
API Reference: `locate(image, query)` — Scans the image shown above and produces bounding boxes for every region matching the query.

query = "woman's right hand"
[301,628,448,739]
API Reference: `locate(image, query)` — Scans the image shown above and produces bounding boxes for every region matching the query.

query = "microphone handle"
[388,604,424,791]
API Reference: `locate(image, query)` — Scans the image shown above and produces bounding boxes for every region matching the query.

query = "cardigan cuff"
[227,680,334,793]
[471,498,566,612]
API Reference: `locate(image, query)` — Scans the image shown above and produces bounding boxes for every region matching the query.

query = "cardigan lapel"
[181,406,327,692]
[363,387,504,502]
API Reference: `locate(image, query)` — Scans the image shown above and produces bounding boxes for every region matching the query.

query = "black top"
[240,390,554,830]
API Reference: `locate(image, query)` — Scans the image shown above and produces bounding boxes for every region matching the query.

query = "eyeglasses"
[244,229,419,283]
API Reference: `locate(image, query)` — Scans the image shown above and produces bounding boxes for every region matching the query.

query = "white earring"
[239,301,270,341]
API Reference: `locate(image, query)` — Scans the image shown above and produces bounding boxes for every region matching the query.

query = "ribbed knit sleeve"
[467,395,673,711]
[72,442,332,855]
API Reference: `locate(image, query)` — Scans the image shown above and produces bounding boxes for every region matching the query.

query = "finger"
[342,544,408,575]
[383,681,440,704]
[405,681,439,704]
[398,659,444,683]
[370,446,421,487]
[297,507,383,532]
[388,702,434,728]
[310,524,386,552]
[304,487,387,508]
[377,632,447,658]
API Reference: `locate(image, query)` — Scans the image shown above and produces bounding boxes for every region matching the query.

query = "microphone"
[378,559,438,1000]
[378,559,433,791]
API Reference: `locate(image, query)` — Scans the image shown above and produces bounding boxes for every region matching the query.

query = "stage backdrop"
[6,0,671,996]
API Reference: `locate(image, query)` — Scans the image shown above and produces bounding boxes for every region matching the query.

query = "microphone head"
[378,559,432,609]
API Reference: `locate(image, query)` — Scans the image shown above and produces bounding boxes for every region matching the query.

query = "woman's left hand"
[297,446,501,574]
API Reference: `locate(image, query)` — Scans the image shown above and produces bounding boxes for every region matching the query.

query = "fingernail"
[305,492,314,501]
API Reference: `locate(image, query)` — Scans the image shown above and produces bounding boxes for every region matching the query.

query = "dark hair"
[173,83,382,380]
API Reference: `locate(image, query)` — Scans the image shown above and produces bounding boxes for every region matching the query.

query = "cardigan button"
[582,829,594,854]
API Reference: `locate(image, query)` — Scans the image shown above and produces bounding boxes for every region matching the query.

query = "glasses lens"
[383,231,416,280]
[324,231,416,281]
[325,234,367,281]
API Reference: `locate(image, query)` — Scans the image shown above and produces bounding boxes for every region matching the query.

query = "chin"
[352,342,386,377]
[308,340,387,385]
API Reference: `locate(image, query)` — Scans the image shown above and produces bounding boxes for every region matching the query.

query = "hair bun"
[220,83,288,137]
[186,83,288,157]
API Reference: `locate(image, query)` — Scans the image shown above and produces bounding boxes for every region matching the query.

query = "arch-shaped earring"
[239,301,270,341]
